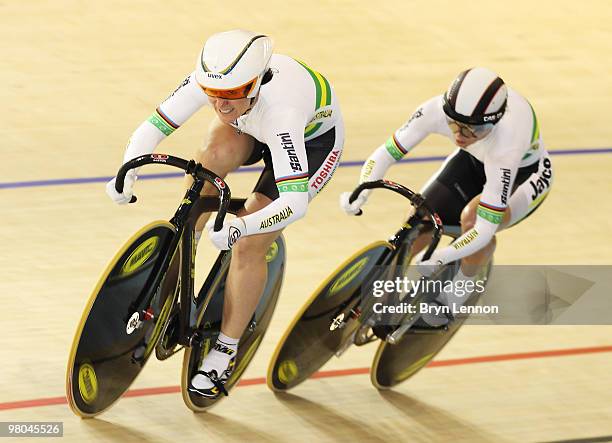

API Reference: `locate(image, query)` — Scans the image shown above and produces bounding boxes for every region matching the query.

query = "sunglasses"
[446,118,493,138]
[200,77,257,100]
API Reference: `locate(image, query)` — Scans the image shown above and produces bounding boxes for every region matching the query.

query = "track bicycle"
[66,154,286,417]
[267,179,491,392]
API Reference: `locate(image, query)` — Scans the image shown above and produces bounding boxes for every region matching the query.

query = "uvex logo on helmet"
[195,29,274,99]
[443,67,508,126]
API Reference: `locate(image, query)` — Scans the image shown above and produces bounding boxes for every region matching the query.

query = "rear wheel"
[181,235,287,411]
[371,259,492,389]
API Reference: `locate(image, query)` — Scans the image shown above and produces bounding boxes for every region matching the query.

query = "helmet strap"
[240,69,273,116]
[261,68,274,85]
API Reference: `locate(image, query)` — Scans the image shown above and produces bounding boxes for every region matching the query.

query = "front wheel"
[267,241,393,392]
[66,221,178,417]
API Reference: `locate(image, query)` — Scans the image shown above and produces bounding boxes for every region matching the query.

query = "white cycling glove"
[339,190,370,216]
[105,170,137,205]
[206,217,247,251]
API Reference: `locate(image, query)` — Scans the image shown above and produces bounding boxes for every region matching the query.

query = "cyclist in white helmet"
[341,67,553,325]
[106,29,344,397]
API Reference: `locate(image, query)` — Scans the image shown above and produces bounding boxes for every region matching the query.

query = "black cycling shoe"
[411,316,450,332]
[189,358,235,398]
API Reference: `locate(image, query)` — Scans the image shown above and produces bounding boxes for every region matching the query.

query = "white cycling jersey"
[359,87,552,265]
[121,54,344,237]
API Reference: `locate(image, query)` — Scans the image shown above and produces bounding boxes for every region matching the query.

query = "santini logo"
[500,168,511,205]
[276,133,302,172]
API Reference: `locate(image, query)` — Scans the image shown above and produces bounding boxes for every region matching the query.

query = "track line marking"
[1,344,611,411]
[1,147,611,190]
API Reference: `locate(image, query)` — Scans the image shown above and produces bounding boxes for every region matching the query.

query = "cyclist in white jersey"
[106,30,344,396]
[341,67,552,325]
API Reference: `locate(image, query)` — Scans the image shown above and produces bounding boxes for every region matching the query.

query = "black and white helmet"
[443,67,508,125]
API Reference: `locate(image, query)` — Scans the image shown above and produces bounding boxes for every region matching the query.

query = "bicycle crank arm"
[385,315,421,344]
[334,330,357,357]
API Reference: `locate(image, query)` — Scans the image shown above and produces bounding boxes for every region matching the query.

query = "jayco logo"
[500,168,511,205]
[529,157,552,200]
[276,132,302,172]
[207,73,222,79]
[228,226,242,248]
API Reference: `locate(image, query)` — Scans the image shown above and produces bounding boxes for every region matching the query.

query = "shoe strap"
[195,370,229,397]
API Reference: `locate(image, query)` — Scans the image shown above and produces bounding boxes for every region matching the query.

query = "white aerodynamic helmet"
[443,67,508,125]
[195,29,273,99]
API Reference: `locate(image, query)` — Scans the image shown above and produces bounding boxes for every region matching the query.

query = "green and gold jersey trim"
[276,173,309,193]
[522,103,540,160]
[477,202,506,224]
[385,134,408,160]
[147,107,179,136]
[296,60,332,138]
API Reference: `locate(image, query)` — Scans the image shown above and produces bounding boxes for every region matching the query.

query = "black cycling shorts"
[242,128,336,200]
[421,149,539,227]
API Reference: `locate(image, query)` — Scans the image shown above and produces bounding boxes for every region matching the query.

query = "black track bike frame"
[342,180,444,329]
[115,154,231,347]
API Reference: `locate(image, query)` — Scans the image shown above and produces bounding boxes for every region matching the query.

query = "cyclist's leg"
[192,125,343,395]
[184,117,257,232]
[411,152,485,325]
[502,152,553,229]
[190,191,279,396]
[221,192,280,338]
[220,123,343,333]
[412,149,485,255]
[460,152,553,271]
[220,124,344,338]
